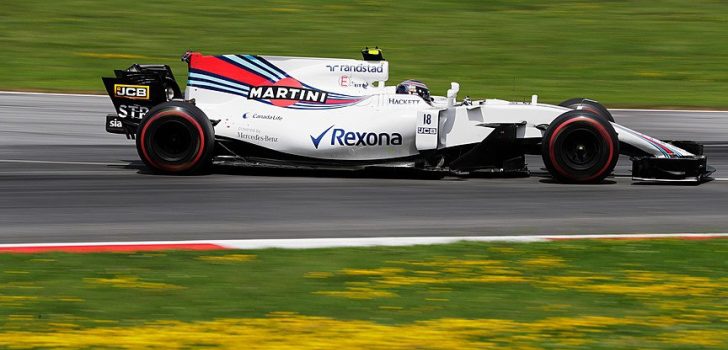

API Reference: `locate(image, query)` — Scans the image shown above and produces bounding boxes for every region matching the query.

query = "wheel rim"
[150,119,197,163]
[560,128,602,171]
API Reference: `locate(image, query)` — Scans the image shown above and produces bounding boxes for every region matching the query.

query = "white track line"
[215,233,728,249]
[1,233,726,250]
[0,159,127,166]
[0,91,105,98]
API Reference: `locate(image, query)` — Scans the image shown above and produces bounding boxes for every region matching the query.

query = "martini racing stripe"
[232,57,363,101]
[651,137,684,156]
[326,92,361,99]
[622,127,671,157]
[325,98,364,104]
[247,55,290,79]
[616,125,682,157]
[223,55,285,82]
[241,55,288,80]
[639,133,680,157]
[188,72,250,92]
[296,100,360,105]
[189,55,272,87]
[187,53,366,109]
[290,103,359,110]
[188,68,255,91]
[187,80,250,98]
[297,100,362,107]
[290,106,355,110]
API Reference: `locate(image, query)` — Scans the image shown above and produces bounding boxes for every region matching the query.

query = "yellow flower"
[521,256,566,268]
[84,276,184,290]
[0,314,725,349]
[197,254,256,262]
[314,287,397,299]
[304,271,333,279]
[341,268,404,276]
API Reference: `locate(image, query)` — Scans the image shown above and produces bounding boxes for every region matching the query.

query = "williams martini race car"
[102,48,713,183]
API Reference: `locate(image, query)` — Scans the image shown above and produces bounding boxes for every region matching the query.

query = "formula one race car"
[102,48,713,183]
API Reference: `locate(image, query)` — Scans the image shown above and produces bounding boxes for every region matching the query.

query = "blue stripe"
[188,68,253,89]
[249,55,289,78]
[661,142,683,157]
[290,104,354,110]
[187,83,247,98]
[223,55,280,82]
[327,93,361,99]
[296,101,359,108]
[189,73,250,92]
[188,79,249,95]
[188,80,249,97]
[215,55,276,83]
[638,133,679,157]
[242,55,287,80]
[620,127,671,157]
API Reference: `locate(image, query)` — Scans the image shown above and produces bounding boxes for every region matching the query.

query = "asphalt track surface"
[1,92,727,244]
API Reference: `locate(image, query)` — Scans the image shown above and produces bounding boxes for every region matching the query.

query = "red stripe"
[644,134,674,156]
[190,55,272,86]
[0,243,225,254]
[324,98,362,105]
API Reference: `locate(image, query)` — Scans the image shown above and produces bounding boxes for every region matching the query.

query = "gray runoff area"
[0,92,727,244]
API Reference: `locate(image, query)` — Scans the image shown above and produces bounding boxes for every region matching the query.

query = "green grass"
[1,0,728,107]
[0,239,726,348]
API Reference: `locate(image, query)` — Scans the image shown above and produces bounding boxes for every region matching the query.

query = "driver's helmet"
[396,79,431,101]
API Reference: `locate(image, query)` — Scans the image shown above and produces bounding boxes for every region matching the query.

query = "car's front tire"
[542,110,619,184]
[136,101,215,174]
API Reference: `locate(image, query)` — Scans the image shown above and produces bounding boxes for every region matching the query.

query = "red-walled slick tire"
[542,110,619,184]
[558,97,615,123]
[136,101,215,174]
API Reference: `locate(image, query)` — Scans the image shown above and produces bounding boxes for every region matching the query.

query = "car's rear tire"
[542,110,619,184]
[558,98,614,123]
[136,101,215,174]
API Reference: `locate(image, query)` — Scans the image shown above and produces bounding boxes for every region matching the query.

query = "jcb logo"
[114,84,149,100]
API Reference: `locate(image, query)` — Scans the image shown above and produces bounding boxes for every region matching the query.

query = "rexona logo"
[114,84,149,100]
[310,125,403,149]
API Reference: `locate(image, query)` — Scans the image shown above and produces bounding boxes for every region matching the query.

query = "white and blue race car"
[102,48,712,183]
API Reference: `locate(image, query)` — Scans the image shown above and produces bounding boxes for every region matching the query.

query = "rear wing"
[102,64,182,137]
